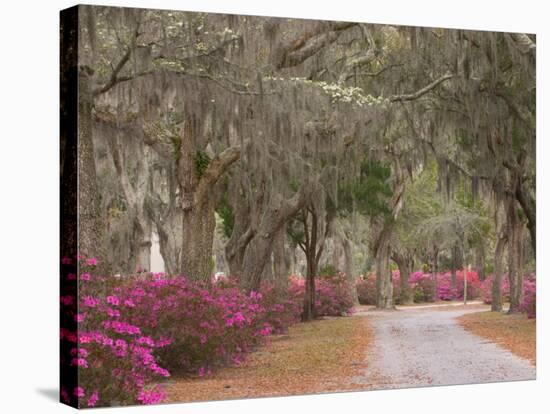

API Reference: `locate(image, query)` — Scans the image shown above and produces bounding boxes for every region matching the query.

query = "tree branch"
[142,122,176,160]
[195,145,243,205]
[276,22,358,69]
[390,72,453,103]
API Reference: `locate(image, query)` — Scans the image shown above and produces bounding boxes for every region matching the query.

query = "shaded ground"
[353,304,536,389]
[165,315,371,403]
[458,311,536,364]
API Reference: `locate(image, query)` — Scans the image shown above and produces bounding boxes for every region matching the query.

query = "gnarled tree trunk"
[506,198,523,313]
[242,183,313,293]
[143,118,242,282]
[272,225,289,292]
[78,66,108,272]
[492,228,508,312]
[375,224,393,309]
[342,237,358,304]
[392,251,413,305]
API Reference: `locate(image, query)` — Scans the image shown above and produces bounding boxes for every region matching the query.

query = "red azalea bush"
[454,270,481,300]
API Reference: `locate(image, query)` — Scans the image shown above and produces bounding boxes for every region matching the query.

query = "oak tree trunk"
[343,237,358,304]
[78,66,108,272]
[375,226,393,309]
[242,184,312,292]
[507,199,523,313]
[393,252,413,305]
[492,229,508,312]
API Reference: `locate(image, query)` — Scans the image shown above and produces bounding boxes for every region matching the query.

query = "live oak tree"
[76,6,535,317]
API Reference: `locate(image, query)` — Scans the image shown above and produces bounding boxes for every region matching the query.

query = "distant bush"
[480,274,510,304]
[356,274,376,305]
[521,276,536,318]
[355,272,400,305]
[480,273,536,318]
[356,269,482,305]
[289,273,355,316]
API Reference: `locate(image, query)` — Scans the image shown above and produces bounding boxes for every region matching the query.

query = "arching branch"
[390,72,453,103]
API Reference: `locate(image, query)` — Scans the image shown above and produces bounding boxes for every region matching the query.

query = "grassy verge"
[165,315,372,403]
[458,311,536,364]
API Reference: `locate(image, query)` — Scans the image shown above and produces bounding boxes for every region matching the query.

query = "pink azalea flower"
[87,391,99,407]
[123,298,135,308]
[86,258,97,266]
[82,296,98,307]
[72,357,89,368]
[74,387,85,398]
[80,273,91,281]
[106,295,120,306]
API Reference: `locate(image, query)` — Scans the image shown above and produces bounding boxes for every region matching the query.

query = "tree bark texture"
[78,66,108,273]
[506,198,523,313]
[242,183,314,293]
[491,228,508,312]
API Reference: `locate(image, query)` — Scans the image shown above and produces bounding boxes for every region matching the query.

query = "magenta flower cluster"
[288,273,356,317]
[480,273,536,318]
[61,257,359,407]
[356,269,536,316]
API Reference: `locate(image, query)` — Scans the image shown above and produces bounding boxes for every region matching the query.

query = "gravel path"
[353,306,536,389]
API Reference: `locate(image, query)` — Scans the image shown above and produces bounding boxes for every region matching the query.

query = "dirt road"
[353,305,535,389]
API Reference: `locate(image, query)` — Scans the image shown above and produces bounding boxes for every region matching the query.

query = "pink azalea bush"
[520,276,536,318]
[288,273,355,316]
[116,275,301,375]
[355,272,400,305]
[480,273,536,318]
[62,257,353,407]
[410,270,480,302]
[480,275,511,304]
[63,259,172,407]
[356,269,481,304]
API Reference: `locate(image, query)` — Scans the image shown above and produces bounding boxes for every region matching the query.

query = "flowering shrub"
[355,274,376,305]
[520,276,536,318]
[65,259,172,407]
[63,257,354,407]
[356,269,481,304]
[480,275,511,304]
[409,270,480,302]
[480,273,536,318]
[355,272,400,305]
[288,273,355,316]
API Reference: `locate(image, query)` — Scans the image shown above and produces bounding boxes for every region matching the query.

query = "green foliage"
[170,136,182,160]
[216,194,234,239]
[340,159,393,218]
[319,264,337,278]
[195,150,211,178]
[413,286,426,303]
